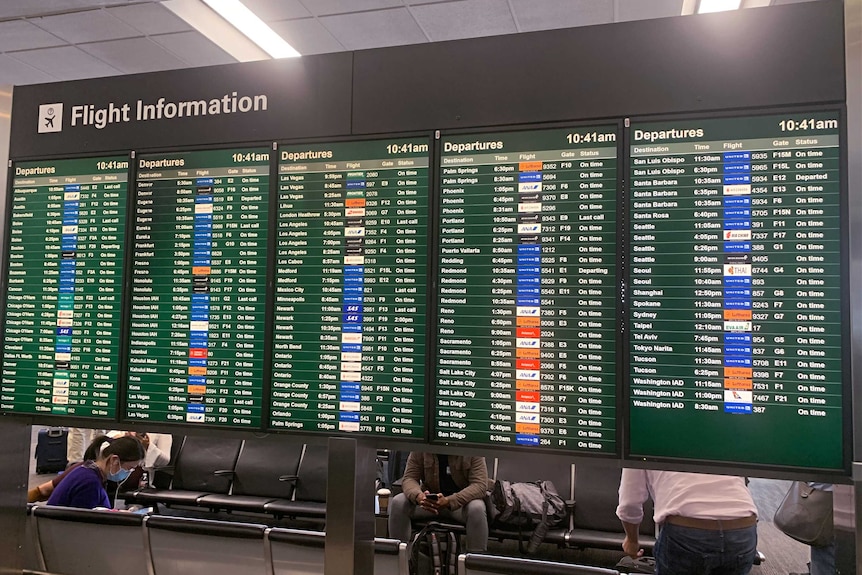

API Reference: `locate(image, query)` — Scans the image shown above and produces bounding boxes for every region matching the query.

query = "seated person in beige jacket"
[388,452,488,552]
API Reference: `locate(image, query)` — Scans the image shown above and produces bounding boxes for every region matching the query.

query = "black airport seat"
[267,527,407,575]
[489,455,574,547]
[264,444,328,520]
[198,438,304,514]
[145,515,267,575]
[458,553,620,575]
[129,435,243,508]
[23,504,40,572]
[568,462,656,552]
[33,505,147,575]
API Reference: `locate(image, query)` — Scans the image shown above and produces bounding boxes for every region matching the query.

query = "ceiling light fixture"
[200,0,299,58]
[697,0,743,14]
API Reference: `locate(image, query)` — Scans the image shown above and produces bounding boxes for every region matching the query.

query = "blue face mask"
[107,461,132,483]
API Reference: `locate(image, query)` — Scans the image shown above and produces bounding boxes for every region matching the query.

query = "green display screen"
[434,126,618,453]
[2,156,129,418]
[271,138,430,437]
[125,148,270,427]
[628,111,844,469]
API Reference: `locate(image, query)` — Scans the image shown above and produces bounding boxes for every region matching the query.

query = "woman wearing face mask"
[47,434,145,509]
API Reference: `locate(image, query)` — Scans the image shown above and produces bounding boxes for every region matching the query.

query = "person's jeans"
[810,539,836,575]
[655,522,758,575]
[387,493,488,552]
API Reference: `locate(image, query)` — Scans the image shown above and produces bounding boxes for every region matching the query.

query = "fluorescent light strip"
[698,0,743,13]
[201,0,300,58]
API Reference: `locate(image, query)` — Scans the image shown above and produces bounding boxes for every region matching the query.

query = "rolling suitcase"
[35,428,68,474]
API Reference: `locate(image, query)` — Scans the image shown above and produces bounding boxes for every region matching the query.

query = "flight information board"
[270,138,430,437]
[2,156,128,418]
[628,110,844,469]
[434,126,618,453]
[125,148,270,427]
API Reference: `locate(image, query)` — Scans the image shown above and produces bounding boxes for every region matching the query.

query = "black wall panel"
[9,53,354,158]
[352,1,845,133]
[8,2,844,158]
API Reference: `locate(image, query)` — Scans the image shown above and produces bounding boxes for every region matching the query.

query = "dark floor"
[26,428,811,573]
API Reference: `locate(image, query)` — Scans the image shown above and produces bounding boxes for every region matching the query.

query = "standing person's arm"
[616,468,650,558]
[143,433,172,468]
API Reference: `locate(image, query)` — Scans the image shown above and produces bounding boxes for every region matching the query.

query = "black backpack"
[409,522,460,575]
[490,480,567,553]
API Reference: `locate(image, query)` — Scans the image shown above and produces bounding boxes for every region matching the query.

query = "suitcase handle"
[47,429,64,438]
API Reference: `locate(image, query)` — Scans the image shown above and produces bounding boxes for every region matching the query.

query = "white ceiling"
[0,0,823,86]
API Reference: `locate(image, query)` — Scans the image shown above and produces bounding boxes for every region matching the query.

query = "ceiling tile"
[150,31,236,67]
[405,0,465,4]
[411,0,516,42]
[773,0,822,4]
[269,19,345,55]
[107,3,191,35]
[302,0,404,17]
[0,20,66,52]
[0,54,56,85]
[243,0,311,21]
[321,7,428,50]
[80,37,187,73]
[32,9,141,44]
[0,0,132,19]
[617,0,684,21]
[510,0,614,31]
[10,45,121,80]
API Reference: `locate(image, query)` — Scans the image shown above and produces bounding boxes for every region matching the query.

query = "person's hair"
[84,435,145,463]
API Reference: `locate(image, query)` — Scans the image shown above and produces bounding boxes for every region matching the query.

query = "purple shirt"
[47,463,110,509]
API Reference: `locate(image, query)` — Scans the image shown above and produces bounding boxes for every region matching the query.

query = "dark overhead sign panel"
[9,54,353,158]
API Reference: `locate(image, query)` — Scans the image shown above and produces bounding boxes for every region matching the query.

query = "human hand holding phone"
[419,491,441,514]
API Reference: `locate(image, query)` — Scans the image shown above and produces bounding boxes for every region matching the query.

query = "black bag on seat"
[410,522,459,575]
[490,479,566,553]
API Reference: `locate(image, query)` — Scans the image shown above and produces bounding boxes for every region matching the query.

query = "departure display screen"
[270,137,430,438]
[627,110,844,469]
[2,156,129,418]
[124,148,270,427]
[434,126,619,453]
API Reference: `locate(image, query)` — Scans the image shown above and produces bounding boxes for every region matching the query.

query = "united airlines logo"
[38,103,63,133]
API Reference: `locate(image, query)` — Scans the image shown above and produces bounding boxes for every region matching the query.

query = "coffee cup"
[377,488,391,513]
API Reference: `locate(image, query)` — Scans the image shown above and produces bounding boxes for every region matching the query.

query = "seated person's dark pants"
[388,492,488,552]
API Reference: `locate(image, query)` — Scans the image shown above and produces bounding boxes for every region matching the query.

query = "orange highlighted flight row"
[519,161,542,172]
[517,379,540,391]
[724,378,752,390]
[724,367,752,379]
[724,309,752,320]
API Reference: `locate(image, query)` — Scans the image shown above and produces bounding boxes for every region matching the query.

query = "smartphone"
[426,493,439,501]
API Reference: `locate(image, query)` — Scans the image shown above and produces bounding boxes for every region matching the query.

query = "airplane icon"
[38,104,62,133]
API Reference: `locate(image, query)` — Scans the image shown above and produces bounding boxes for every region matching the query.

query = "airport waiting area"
[21,427,817,575]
